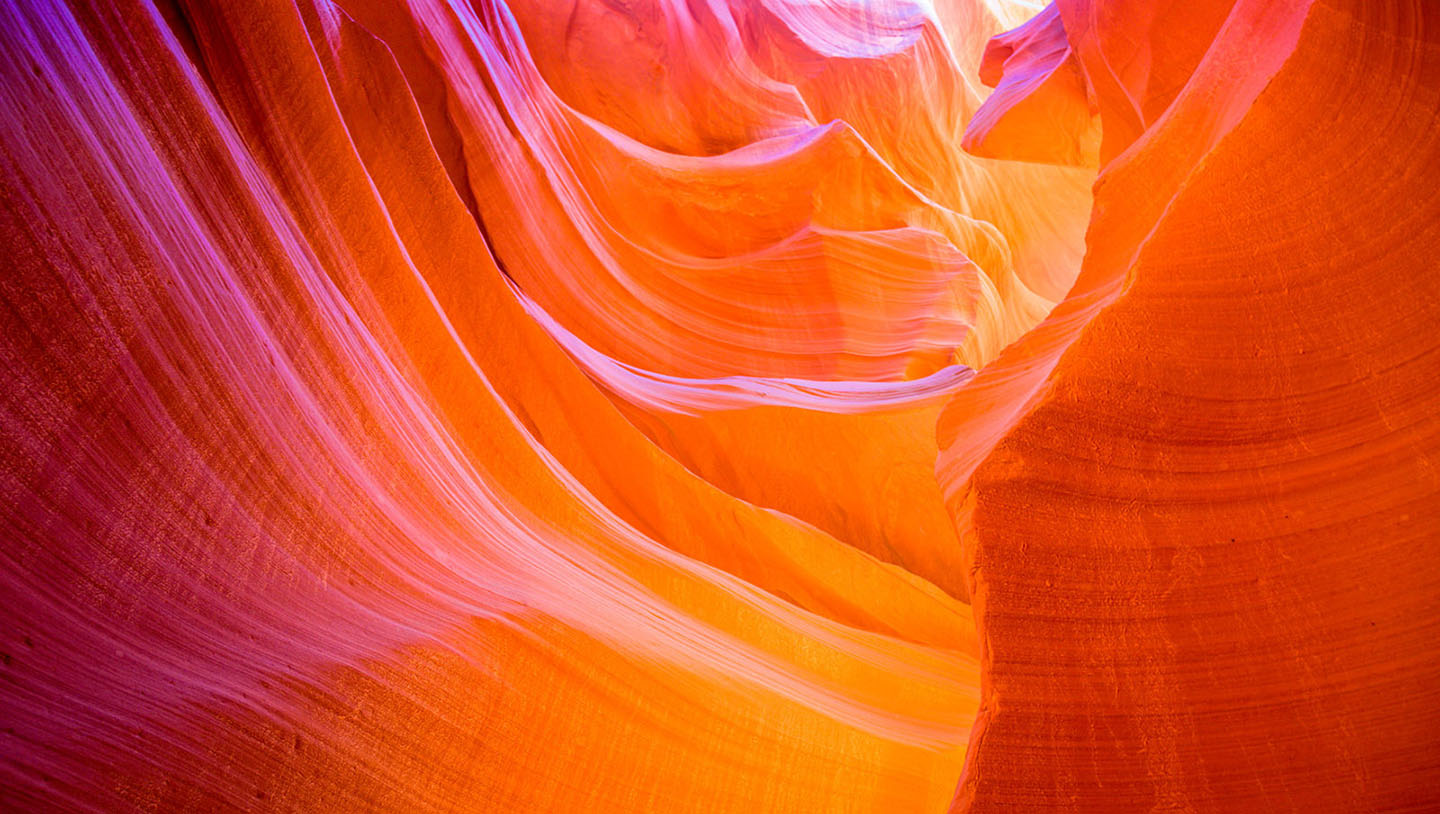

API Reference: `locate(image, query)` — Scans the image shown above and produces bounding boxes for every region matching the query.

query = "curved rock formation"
[943,0,1440,809]
[0,0,1435,811]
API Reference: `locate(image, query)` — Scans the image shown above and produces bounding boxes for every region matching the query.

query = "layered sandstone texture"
[0,0,1436,811]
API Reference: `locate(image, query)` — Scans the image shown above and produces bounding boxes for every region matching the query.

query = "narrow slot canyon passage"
[1,0,1437,811]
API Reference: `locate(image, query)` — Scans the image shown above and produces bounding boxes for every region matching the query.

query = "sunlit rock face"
[0,0,1434,811]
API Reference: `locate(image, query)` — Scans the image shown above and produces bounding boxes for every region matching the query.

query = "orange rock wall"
[0,0,1436,811]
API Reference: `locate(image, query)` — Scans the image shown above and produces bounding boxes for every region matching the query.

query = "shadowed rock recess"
[0,0,1435,811]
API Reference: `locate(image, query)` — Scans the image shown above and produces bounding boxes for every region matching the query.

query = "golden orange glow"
[0,0,1436,811]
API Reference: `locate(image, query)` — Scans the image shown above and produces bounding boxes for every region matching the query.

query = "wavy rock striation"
[1,0,1436,811]
[944,0,1440,810]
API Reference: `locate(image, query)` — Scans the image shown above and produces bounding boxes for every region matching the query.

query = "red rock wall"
[945,0,1440,809]
[1,0,1435,810]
